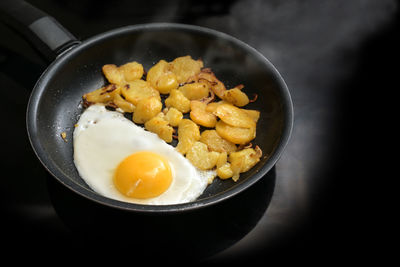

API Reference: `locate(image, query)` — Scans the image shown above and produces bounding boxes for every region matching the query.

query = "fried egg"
[73,104,215,205]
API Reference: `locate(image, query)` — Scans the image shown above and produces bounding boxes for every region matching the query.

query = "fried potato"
[207,100,260,123]
[119,62,144,82]
[83,84,120,105]
[84,56,262,183]
[190,68,226,99]
[206,101,260,123]
[205,100,228,113]
[215,121,256,145]
[190,100,217,128]
[132,96,162,124]
[242,109,260,123]
[186,142,220,170]
[144,114,174,143]
[223,85,249,107]
[176,119,200,155]
[113,92,135,113]
[147,60,179,94]
[216,151,228,168]
[102,64,125,85]
[103,62,144,85]
[178,82,210,100]
[164,107,183,127]
[121,80,160,106]
[214,103,256,129]
[229,146,262,181]
[164,89,191,113]
[199,130,237,153]
[157,74,179,94]
[217,163,234,180]
[169,56,203,84]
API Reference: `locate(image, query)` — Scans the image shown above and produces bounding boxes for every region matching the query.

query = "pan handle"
[0,0,80,61]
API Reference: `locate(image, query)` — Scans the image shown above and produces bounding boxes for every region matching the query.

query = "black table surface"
[1,0,398,264]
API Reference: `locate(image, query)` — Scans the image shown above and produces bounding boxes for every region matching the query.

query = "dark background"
[0,0,397,264]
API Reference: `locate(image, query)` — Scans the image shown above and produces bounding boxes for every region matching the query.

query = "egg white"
[73,104,215,205]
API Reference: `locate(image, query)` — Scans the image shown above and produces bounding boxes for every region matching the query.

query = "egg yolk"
[113,151,172,199]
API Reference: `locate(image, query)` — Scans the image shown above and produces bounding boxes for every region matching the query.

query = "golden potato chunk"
[215,121,256,145]
[216,151,228,168]
[214,103,256,129]
[199,130,237,153]
[132,97,162,124]
[83,84,119,105]
[223,85,249,107]
[178,82,210,100]
[113,92,135,113]
[229,147,262,181]
[164,89,191,113]
[186,142,220,170]
[147,60,178,94]
[176,119,200,155]
[119,62,144,82]
[163,107,183,127]
[102,62,144,85]
[144,115,173,143]
[169,56,203,84]
[242,109,260,123]
[217,163,234,180]
[121,80,160,106]
[205,100,228,113]
[190,100,217,128]
[190,68,226,99]
[102,64,125,85]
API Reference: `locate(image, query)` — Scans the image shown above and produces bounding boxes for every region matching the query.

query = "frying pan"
[1,0,293,213]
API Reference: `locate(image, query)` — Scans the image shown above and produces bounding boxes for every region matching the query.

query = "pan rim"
[26,22,293,213]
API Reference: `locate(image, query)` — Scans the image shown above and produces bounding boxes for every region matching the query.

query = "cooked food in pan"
[74,55,262,204]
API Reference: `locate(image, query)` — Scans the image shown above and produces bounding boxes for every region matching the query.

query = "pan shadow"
[46,167,276,263]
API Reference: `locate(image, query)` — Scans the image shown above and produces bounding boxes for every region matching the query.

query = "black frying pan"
[1,0,293,213]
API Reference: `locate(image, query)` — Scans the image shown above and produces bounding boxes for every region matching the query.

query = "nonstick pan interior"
[27,23,292,212]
